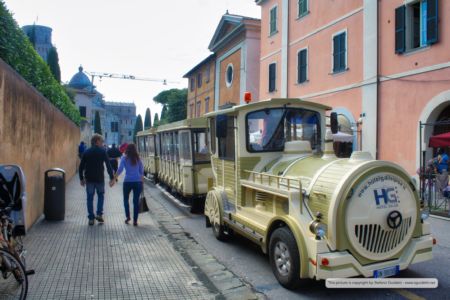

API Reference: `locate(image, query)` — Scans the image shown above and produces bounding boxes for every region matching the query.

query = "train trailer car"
[153,117,212,212]
[204,97,434,289]
[136,128,158,181]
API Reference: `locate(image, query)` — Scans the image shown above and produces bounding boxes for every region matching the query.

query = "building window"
[225,63,234,88]
[189,103,194,118]
[395,0,438,54]
[111,122,118,132]
[332,31,347,73]
[190,77,195,91]
[270,6,278,35]
[206,65,211,83]
[298,0,309,18]
[128,131,132,136]
[196,101,201,118]
[297,48,308,84]
[205,97,210,113]
[79,106,86,118]
[197,72,202,88]
[268,63,276,92]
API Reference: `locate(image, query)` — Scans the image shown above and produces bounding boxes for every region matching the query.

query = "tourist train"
[137,97,433,289]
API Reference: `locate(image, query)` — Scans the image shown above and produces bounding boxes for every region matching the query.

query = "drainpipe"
[281,0,289,97]
[376,0,380,159]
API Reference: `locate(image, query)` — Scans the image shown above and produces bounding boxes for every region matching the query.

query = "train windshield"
[246,108,321,152]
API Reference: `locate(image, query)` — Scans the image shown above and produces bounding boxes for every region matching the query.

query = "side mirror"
[330,112,338,134]
[216,115,228,138]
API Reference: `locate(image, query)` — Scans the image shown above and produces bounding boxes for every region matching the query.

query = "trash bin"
[44,168,66,221]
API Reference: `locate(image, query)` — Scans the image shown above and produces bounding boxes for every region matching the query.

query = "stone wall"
[0,58,80,228]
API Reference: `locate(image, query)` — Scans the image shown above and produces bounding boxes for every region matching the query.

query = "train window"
[218,116,235,160]
[209,118,216,154]
[193,131,211,163]
[246,108,321,152]
[174,132,179,162]
[246,108,285,152]
[155,135,160,156]
[180,132,192,162]
[148,136,155,155]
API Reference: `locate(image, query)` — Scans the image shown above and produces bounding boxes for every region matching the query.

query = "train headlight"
[309,212,327,240]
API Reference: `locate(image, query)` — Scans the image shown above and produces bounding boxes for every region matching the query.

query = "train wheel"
[205,191,227,241]
[269,227,301,289]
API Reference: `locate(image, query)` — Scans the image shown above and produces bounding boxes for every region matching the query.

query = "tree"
[153,113,159,127]
[94,111,102,135]
[144,108,152,129]
[153,88,187,123]
[47,46,61,82]
[160,105,168,125]
[133,114,143,143]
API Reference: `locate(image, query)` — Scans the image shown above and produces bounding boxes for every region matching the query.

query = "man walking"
[79,134,115,225]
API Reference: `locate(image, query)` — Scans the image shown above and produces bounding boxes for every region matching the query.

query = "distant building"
[183,13,261,118]
[22,25,53,62]
[67,66,136,145]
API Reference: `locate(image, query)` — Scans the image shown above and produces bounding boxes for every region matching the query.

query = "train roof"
[136,127,157,136]
[204,98,332,117]
[156,117,208,132]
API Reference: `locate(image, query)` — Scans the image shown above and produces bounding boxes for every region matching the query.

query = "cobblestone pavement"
[22,176,218,300]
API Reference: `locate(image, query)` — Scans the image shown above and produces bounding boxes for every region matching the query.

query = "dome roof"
[68,66,92,89]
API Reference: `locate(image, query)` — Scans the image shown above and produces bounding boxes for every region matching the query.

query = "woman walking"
[116,144,144,226]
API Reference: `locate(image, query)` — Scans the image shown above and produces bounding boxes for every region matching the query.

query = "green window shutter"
[333,35,340,72]
[339,33,346,70]
[269,63,276,92]
[270,7,277,34]
[299,0,307,16]
[298,49,307,83]
[426,0,438,44]
[395,5,406,54]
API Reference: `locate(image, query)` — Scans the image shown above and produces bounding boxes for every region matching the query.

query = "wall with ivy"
[0,1,80,125]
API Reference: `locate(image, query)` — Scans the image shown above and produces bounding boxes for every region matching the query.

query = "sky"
[4,0,261,119]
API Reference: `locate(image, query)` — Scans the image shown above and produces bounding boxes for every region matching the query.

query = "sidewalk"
[23,176,218,299]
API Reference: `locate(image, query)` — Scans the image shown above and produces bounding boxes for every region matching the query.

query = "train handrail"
[243,170,301,191]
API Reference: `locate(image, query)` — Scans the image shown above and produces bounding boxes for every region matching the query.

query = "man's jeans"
[86,182,105,220]
[123,181,142,222]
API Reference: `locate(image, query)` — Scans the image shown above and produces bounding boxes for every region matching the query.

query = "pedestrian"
[107,143,122,176]
[78,141,86,159]
[115,143,144,226]
[79,134,115,226]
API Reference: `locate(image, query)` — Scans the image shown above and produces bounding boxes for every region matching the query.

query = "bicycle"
[0,206,34,300]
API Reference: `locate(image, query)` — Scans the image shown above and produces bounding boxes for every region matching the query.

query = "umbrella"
[332,131,353,143]
[428,132,450,148]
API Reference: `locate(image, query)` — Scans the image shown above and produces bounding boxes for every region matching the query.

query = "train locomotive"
[203,97,433,289]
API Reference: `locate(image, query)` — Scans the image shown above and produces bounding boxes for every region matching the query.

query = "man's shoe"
[125,218,130,224]
[88,219,95,226]
[96,215,104,223]
[133,222,138,226]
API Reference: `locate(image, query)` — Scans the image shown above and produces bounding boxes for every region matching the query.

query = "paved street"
[148,183,450,300]
[22,176,258,300]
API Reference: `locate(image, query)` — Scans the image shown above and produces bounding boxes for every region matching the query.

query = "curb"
[144,182,265,300]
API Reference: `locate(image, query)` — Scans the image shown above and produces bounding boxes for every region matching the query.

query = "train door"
[192,129,212,196]
[179,130,193,196]
[215,115,237,214]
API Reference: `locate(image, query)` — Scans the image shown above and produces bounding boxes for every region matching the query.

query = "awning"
[333,131,353,143]
[429,132,450,148]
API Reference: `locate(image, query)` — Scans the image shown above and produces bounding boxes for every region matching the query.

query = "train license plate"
[373,265,399,278]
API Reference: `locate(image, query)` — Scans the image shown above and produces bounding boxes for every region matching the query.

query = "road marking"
[156,184,190,208]
[392,289,426,300]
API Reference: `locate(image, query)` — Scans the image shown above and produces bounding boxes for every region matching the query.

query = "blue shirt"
[117,156,144,182]
[438,153,449,173]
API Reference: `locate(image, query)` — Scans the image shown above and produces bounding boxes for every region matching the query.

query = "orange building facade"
[256,0,449,174]
[184,13,261,116]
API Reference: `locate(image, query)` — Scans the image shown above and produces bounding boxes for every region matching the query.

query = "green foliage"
[144,107,152,129]
[153,88,187,123]
[47,46,61,82]
[153,113,159,128]
[94,111,102,135]
[0,1,80,125]
[133,114,143,143]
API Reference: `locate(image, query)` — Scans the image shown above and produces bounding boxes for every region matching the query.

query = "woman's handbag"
[138,190,149,213]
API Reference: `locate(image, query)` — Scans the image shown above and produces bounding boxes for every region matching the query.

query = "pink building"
[256,0,448,174]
